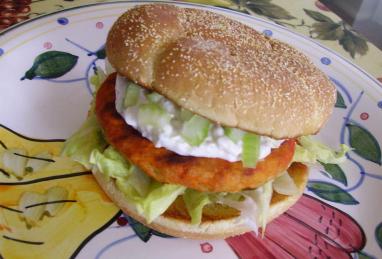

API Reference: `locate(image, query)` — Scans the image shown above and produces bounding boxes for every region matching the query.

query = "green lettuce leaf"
[183,189,212,225]
[129,166,151,197]
[293,136,350,164]
[62,109,279,226]
[89,66,107,92]
[272,171,299,196]
[114,177,144,211]
[90,146,131,179]
[61,115,107,169]
[89,145,184,222]
[142,182,186,223]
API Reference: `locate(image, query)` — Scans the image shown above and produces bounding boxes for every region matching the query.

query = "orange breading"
[95,73,296,192]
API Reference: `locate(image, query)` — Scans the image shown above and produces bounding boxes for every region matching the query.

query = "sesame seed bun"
[106,4,336,139]
[92,162,308,239]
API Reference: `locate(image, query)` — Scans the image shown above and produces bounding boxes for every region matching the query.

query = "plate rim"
[0,2,381,256]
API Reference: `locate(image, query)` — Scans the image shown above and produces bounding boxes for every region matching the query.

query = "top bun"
[106,4,336,139]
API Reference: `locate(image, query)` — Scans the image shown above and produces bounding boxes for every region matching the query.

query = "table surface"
[1,0,382,83]
[321,0,382,51]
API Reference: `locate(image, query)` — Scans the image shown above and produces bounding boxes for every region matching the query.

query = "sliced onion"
[245,181,273,234]
[217,195,259,235]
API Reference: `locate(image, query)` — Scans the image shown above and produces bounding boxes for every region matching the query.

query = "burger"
[62,4,348,239]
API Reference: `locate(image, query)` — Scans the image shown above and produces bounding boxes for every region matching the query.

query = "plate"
[0,1,381,258]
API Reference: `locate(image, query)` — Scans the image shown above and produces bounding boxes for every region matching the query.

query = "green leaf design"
[22,51,78,80]
[357,251,377,259]
[95,48,106,59]
[246,0,295,20]
[335,91,347,108]
[303,9,334,22]
[347,124,381,165]
[127,216,152,242]
[216,5,250,15]
[126,216,173,242]
[339,30,368,58]
[376,222,382,250]
[187,0,234,8]
[307,181,359,204]
[151,230,174,238]
[319,162,347,186]
[312,22,344,40]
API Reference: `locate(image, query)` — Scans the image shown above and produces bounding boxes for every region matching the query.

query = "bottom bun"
[92,162,308,239]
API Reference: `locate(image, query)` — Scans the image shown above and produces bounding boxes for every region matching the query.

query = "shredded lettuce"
[61,115,107,169]
[272,172,299,196]
[89,66,107,92]
[90,146,185,222]
[62,111,268,227]
[244,181,273,234]
[90,147,131,179]
[142,182,186,223]
[217,193,259,234]
[183,189,211,225]
[114,177,143,208]
[105,58,115,75]
[128,166,151,197]
[293,136,350,164]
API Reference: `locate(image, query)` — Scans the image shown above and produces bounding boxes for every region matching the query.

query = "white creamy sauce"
[115,75,283,162]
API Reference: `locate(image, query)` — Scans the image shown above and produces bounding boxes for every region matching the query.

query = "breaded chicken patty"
[95,73,296,192]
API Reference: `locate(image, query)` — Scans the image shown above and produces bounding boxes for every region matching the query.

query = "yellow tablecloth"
[3,0,380,81]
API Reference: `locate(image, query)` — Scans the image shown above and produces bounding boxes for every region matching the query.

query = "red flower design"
[43,42,53,49]
[200,242,213,253]
[315,1,331,12]
[117,217,128,227]
[360,113,369,120]
[226,194,365,258]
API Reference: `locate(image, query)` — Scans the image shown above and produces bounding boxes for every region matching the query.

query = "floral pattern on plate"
[0,2,381,258]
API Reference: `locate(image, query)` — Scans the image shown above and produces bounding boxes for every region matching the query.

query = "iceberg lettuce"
[293,136,350,164]
[183,189,211,225]
[61,115,107,169]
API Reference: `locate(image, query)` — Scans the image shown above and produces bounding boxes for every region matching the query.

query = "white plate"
[0,1,381,258]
